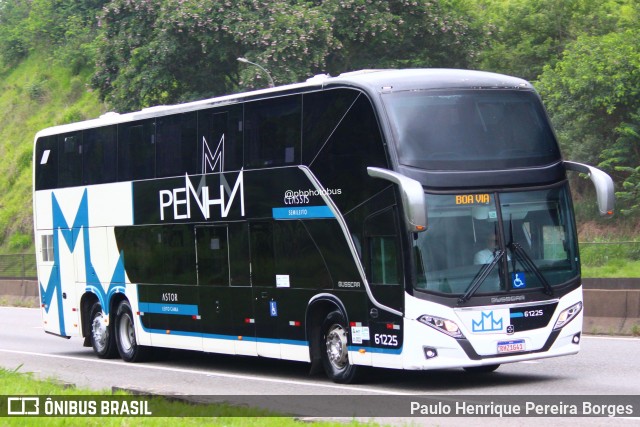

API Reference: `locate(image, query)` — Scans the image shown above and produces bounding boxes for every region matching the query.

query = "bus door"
[196,223,254,355]
[364,207,405,363]
[249,222,281,358]
[37,227,81,337]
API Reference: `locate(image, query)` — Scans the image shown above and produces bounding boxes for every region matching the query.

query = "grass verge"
[579,241,640,278]
[0,367,375,426]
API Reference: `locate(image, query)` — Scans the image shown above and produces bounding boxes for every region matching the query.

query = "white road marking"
[582,335,640,342]
[0,348,410,395]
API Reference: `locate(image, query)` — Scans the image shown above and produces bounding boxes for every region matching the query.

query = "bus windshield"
[383,89,560,171]
[413,184,579,296]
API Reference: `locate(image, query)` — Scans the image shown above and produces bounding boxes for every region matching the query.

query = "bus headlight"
[553,302,583,330]
[418,315,465,339]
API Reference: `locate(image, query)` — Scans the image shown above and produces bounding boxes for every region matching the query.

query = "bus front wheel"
[89,301,117,358]
[115,300,148,362]
[321,310,359,384]
[463,364,500,374]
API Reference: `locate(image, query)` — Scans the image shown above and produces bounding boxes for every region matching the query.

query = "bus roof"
[34,69,533,139]
[327,68,532,92]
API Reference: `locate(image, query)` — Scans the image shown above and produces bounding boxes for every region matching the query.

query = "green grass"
[579,241,640,278]
[0,367,376,426]
[0,296,38,308]
[0,52,106,254]
[581,261,640,278]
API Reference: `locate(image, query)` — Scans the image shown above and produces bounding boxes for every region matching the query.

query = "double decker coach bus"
[33,69,614,383]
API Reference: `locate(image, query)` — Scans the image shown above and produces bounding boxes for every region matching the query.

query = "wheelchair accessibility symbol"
[269,300,278,317]
[512,272,526,289]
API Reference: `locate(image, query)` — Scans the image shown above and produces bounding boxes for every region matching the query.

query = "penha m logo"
[202,134,224,174]
[159,132,245,222]
[472,311,503,332]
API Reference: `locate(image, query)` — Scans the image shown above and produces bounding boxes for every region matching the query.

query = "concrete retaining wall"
[0,279,38,297]
[583,288,640,335]
[2,278,639,336]
[0,279,39,307]
[582,278,640,335]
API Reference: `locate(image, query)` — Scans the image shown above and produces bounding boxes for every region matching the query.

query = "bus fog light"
[418,315,464,339]
[572,333,581,344]
[553,302,583,330]
[423,347,438,359]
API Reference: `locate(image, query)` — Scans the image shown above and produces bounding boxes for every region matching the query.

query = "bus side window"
[197,107,243,174]
[302,89,359,164]
[244,96,301,168]
[156,112,197,178]
[365,208,401,285]
[41,234,54,262]
[115,225,196,285]
[118,120,156,181]
[196,226,230,286]
[35,136,58,190]
[58,133,83,188]
[249,222,275,286]
[83,126,117,185]
[304,92,389,213]
[273,220,332,289]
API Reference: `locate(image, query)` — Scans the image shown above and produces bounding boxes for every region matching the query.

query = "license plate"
[497,339,525,354]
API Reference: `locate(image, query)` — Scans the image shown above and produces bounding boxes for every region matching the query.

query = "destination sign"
[455,194,491,205]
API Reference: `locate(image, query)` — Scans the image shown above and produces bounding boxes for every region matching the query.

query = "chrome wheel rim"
[118,313,135,353]
[91,311,108,352]
[325,324,348,370]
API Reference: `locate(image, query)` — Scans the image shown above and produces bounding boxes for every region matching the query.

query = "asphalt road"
[1,306,639,425]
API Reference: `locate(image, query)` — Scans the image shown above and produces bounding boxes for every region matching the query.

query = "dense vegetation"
[0,0,639,252]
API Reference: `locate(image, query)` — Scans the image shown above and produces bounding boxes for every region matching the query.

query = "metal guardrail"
[0,254,37,279]
[0,242,638,281]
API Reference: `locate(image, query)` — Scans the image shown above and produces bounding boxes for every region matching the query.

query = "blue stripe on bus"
[272,206,334,219]
[510,312,524,318]
[138,302,199,316]
[139,325,400,353]
[139,326,308,346]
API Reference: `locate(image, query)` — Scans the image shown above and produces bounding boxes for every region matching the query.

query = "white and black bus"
[33,69,614,383]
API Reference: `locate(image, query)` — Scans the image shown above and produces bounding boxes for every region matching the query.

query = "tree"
[0,0,31,66]
[323,0,485,72]
[91,0,485,112]
[0,0,107,71]
[537,29,640,215]
[602,113,640,216]
[91,0,338,111]
[477,0,637,81]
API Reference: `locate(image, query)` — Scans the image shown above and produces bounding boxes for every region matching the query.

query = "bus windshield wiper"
[509,242,554,296]
[458,249,504,305]
[505,214,553,296]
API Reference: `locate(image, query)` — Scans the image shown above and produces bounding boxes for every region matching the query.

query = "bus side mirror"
[564,161,615,217]
[367,167,428,232]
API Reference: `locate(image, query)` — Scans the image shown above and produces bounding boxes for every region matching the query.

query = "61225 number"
[374,334,398,346]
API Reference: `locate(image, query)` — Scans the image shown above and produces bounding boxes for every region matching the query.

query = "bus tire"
[89,301,117,359]
[463,364,500,374]
[115,300,149,362]
[321,310,359,384]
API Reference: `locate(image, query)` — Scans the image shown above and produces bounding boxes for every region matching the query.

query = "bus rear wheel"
[321,310,359,384]
[115,300,148,362]
[89,301,117,359]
